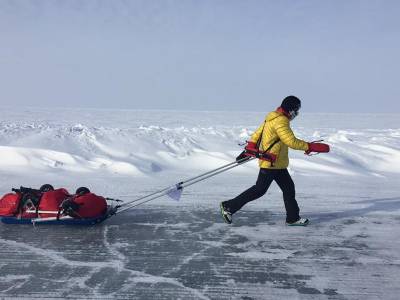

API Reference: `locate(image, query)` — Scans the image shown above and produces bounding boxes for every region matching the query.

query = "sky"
[0,0,399,113]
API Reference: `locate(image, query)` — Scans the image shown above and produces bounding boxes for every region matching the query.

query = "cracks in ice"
[101,225,211,299]
[0,229,211,300]
[0,237,108,298]
[162,211,232,280]
[0,275,33,294]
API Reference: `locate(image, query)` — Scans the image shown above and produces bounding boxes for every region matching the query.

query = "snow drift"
[0,109,399,178]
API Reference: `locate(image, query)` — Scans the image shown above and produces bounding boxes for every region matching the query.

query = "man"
[220,96,330,226]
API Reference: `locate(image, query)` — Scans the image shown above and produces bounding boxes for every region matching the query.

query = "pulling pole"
[117,156,252,209]
[181,157,255,188]
[113,156,255,215]
[177,159,246,186]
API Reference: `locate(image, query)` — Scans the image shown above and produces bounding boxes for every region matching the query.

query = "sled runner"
[0,214,110,225]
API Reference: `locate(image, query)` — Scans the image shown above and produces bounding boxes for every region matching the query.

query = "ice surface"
[0,109,399,299]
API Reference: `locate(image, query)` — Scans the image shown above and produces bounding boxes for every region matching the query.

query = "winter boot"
[220,202,232,224]
[286,218,309,226]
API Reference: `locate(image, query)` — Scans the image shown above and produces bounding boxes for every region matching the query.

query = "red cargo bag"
[73,193,107,218]
[0,193,22,216]
[39,188,70,218]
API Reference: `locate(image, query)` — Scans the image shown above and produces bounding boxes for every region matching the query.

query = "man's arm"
[275,117,309,151]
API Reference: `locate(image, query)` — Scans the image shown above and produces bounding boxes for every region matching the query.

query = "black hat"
[281,96,301,120]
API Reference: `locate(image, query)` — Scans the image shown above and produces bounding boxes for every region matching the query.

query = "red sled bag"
[71,193,107,218]
[0,193,22,216]
[39,188,70,218]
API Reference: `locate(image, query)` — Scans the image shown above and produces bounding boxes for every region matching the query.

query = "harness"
[255,119,280,166]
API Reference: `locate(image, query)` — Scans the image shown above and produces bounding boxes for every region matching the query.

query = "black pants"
[224,168,300,223]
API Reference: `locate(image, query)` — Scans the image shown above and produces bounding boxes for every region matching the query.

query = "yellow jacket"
[249,110,309,169]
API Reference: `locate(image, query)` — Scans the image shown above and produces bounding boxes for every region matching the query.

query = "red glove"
[245,141,259,157]
[245,141,258,152]
[305,142,330,155]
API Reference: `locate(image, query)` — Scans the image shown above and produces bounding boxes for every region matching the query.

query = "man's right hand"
[237,141,278,163]
[236,141,259,161]
[244,141,259,156]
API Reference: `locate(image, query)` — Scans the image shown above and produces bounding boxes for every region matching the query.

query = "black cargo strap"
[264,138,280,153]
[255,120,266,149]
[255,120,280,151]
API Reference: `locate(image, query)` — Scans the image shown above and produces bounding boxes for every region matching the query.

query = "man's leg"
[223,168,274,214]
[274,169,300,223]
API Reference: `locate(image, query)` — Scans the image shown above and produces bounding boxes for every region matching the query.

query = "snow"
[0,108,399,299]
[0,110,399,182]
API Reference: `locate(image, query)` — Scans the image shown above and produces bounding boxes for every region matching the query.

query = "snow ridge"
[0,111,399,177]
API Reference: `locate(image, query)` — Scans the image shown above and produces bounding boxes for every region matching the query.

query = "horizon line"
[0,105,399,115]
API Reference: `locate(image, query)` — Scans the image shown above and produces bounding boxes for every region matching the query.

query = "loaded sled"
[0,184,119,225]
